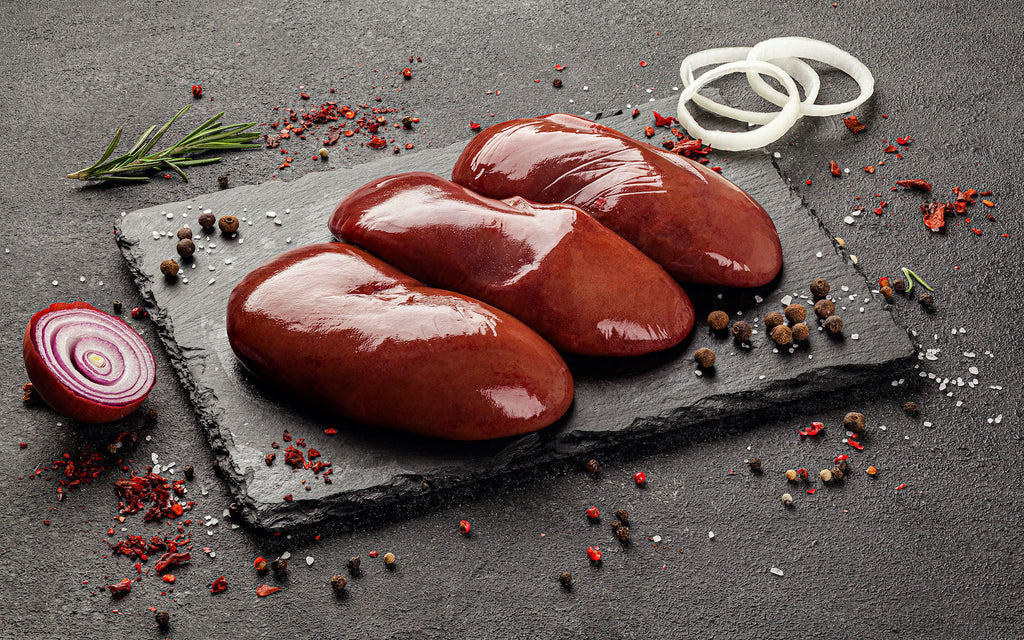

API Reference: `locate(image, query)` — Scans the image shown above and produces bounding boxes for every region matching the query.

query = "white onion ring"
[676,60,801,152]
[31,306,155,408]
[679,47,821,125]
[746,37,874,117]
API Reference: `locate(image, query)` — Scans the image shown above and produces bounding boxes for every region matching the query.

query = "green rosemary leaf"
[95,127,124,166]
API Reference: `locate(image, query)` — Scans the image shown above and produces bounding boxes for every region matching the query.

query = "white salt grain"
[770,567,784,576]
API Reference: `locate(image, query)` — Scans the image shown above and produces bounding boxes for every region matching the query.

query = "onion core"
[23,301,156,423]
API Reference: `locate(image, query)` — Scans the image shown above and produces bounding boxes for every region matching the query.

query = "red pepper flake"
[283,494,293,502]
[805,179,812,185]
[896,179,933,192]
[873,206,884,216]
[19,442,27,448]
[971,228,982,236]
[586,506,600,519]
[982,200,995,207]
[401,67,412,78]
[797,468,809,480]
[643,126,655,138]
[896,136,912,145]
[829,161,841,176]
[834,454,851,465]
[459,520,471,535]
[469,120,481,131]
[107,578,132,597]
[799,421,825,437]
[863,165,875,174]
[265,453,275,466]
[639,60,648,67]
[154,550,191,573]
[369,550,379,558]
[210,576,227,594]
[883,144,898,153]
[878,277,890,288]
[842,116,866,134]
[895,483,907,491]
[652,111,677,127]
[256,584,281,597]
[922,201,949,231]
[300,92,310,100]
[323,428,337,435]
[586,546,602,562]
[404,142,414,150]
[847,438,865,451]
[162,574,175,583]
[367,135,387,149]
[554,63,566,71]
[806,488,816,494]
[634,471,646,486]
[191,85,203,99]
[631,108,640,118]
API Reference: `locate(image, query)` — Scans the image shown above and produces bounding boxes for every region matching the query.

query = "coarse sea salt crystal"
[968,366,979,375]
[708,531,715,540]
[844,216,855,224]
[780,295,792,306]
[816,251,823,258]
[306,556,314,566]
[280,551,291,560]
[652,535,662,543]
[995,415,1003,423]
[754,295,763,304]
[770,567,784,576]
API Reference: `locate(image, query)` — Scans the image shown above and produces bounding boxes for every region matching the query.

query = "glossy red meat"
[329,172,694,356]
[451,113,783,288]
[226,243,573,441]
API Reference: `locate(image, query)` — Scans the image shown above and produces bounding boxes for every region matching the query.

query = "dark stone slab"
[115,98,915,532]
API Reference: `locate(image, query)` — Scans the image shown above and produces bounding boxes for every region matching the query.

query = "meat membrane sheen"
[329,172,694,356]
[226,243,573,441]
[451,114,783,288]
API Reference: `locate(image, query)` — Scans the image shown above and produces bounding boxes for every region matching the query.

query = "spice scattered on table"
[210,575,227,594]
[559,572,573,588]
[331,574,348,592]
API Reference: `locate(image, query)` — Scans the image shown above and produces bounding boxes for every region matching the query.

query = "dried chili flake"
[643,126,655,138]
[283,494,293,502]
[210,576,227,594]
[883,144,898,153]
[554,63,566,71]
[367,135,387,149]
[107,578,132,597]
[154,550,191,572]
[895,179,932,192]
[971,228,982,235]
[22,383,38,405]
[283,445,305,469]
[469,121,481,131]
[652,111,677,127]
[834,454,851,465]
[896,136,912,145]
[842,116,866,134]
[162,574,176,583]
[404,142,414,150]
[586,546,602,562]
[922,201,949,231]
[402,67,412,78]
[631,108,640,118]
[982,200,995,207]
[895,483,907,491]
[256,584,281,597]
[265,453,276,466]
[191,85,203,99]
[864,165,875,174]
[323,428,337,435]
[829,161,841,176]
[799,422,825,437]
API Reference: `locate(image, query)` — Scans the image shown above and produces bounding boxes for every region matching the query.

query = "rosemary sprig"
[67,105,261,183]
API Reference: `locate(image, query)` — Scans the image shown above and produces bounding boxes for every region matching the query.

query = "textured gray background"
[2,1,1022,638]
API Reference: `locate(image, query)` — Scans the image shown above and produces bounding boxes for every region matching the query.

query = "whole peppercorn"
[198,212,216,230]
[616,525,630,542]
[218,215,239,233]
[113,300,123,314]
[814,298,836,319]
[145,409,158,422]
[747,457,762,472]
[694,347,716,368]
[584,459,600,474]
[823,315,844,334]
[781,493,794,506]
[784,304,807,324]
[819,468,833,483]
[217,173,229,189]
[160,258,180,277]
[401,116,414,129]
[559,572,573,588]
[271,557,288,576]
[176,227,193,240]
[183,464,195,480]
[383,552,396,566]
[610,520,622,532]
[227,502,241,519]
[732,320,752,342]
[904,401,918,415]
[791,322,810,341]
[771,324,793,346]
[764,311,784,329]
[176,238,195,258]
[331,574,348,592]
[880,286,894,299]
[319,147,330,160]
[919,292,935,308]
[254,558,268,573]
[615,509,629,523]
[347,556,361,574]
[552,78,563,88]
[831,466,844,481]
[892,278,906,292]
[834,459,848,474]
[155,610,170,627]
[785,469,798,482]
[810,278,830,298]
[707,310,729,331]
[843,412,866,434]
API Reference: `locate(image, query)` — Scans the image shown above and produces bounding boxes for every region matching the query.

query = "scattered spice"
[784,304,807,324]
[616,525,630,542]
[895,179,932,192]
[331,574,348,592]
[732,320,752,342]
[634,471,646,486]
[160,259,179,277]
[383,552,396,566]
[880,286,894,299]
[819,468,833,483]
[552,78,563,88]
[176,227,193,240]
[176,238,195,258]
[863,165,876,174]
[347,556,361,573]
[770,324,792,346]
[22,382,38,406]
[694,347,716,368]
[256,584,281,597]
[586,506,600,520]
[799,421,824,437]
[271,557,288,576]
[107,578,132,597]
[829,161,841,176]
[918,292,935,308]
[921,201,949,231]
[809,278,830,298]
[584,459,600,474]
[843,412,866,434]
[785,469,798,482]
[866,465,879,476]
[707,310,729,331]
[823,315,844,334]
[586,546,602,562]
[191,85,203,99]
[254,557,268,573]
[218,216,239,233]
[814,299,835,319]
[781,493,793,506]
[903,401,918,415]
[559,572,573,588]
[842,116,866,134]
[747,457,762,472]
[764,311,784,329]
[210,575,227,594]
[217,173,229,189]
[831,466,844,481]
[155,610,170,627]
[459,520,471,535]
[791,323,810,341]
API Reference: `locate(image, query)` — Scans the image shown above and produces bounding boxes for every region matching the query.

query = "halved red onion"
[23,301,156,423]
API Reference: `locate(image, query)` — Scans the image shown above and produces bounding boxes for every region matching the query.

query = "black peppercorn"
[176,227,193,240]
[843,411,866,434]
[610,520,622,532]
[218,173,229,189]
[830,466,844,481]
[747,457,762,472]
[183,464,195,480]
[271,557,288,576]
[552,78,563,88]
[904,401,918,415]
[160,258,179,277]
[176,238,195,258]
[823,315,844,334]
[784,304,807,324]
[893,278,906,292]
[732,320,752,342]
[559,572,573,588]
[918,292,934,308]
[145,409,158,422]
[155,610,170,627]
[834,459,848,474]
[584,459,600,474]
[198,212,216,230]
[771,324,792,346]
[615,509,629,523]
[113,300,123,314]
[218,215,239,233]
[810,278,830,298]
[616,525,630,542]
[227,502,240,519]
[694,347,716,368]
[707,310,729,331]
[764,311,784,329]
[401,115,414,129]
[791,322,810,341]
[347,556,361,573]
[331,574,348,592]
[814,298,836,319]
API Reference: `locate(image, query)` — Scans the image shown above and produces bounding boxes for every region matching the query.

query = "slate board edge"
[115,213,918,534]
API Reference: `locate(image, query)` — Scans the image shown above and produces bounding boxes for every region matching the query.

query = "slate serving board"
[116,98,916,532]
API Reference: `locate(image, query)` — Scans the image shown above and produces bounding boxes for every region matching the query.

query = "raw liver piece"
[226,243,573,441]
[451,113,783,288]
[329,172,694,356]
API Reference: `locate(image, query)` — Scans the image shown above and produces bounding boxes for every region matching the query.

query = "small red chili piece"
[896,179,933,192]
[256,584,281,597]
[842,116,866,134]
[922,201,949,231]
[643,126,655,138]
[864,165,876,174]
[797,468,809,480]
[631,108,640,118]
[191,85,203,99]
[896,136,912,145]
[469,121,481,131]
[652,111,677,127]
[107,578,132,596]
[883,144,898,153]
[369,550,379,558]
[210,576,227,594]
[806,488,816,494]
[895,483,907,491]
[130,307,145,319]
[402,67,412,78]
[554,63,566,71]
[459,520,471,535]
[829,161,841,176]
[586,506,600,520]
[587,546,602,562]
[162,574,175,583]
[834,454,851,465]
[634,471,646,485]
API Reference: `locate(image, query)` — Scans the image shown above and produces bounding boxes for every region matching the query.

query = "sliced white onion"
[676,60,801,152]
[679,47,821,125]
[746,37,874,117]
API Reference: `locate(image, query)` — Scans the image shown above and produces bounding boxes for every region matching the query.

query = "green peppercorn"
[155,610,170,627]
[904,401,918,415]
[694,347,716,368]
[843,412,866,434]
[892,278,906,292]
[732,320,752,342]
[160,258,179,277]
[790,323,809,342]
[559,572,572,588]
[771,324,793,346]
[198,212,216,230]
[707,310,729,331]
[331,574,348,592]
[747,457,762,472]
[176,238,195,258]
[784,304,807,324]
[814,298,835,319]
[810,278,830,298]
[823,315,844,334]
[919,292,935,308]
[347,556,361,573]
[218,215,239,233]
[176,227,193,240]
[764,311,784,329]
